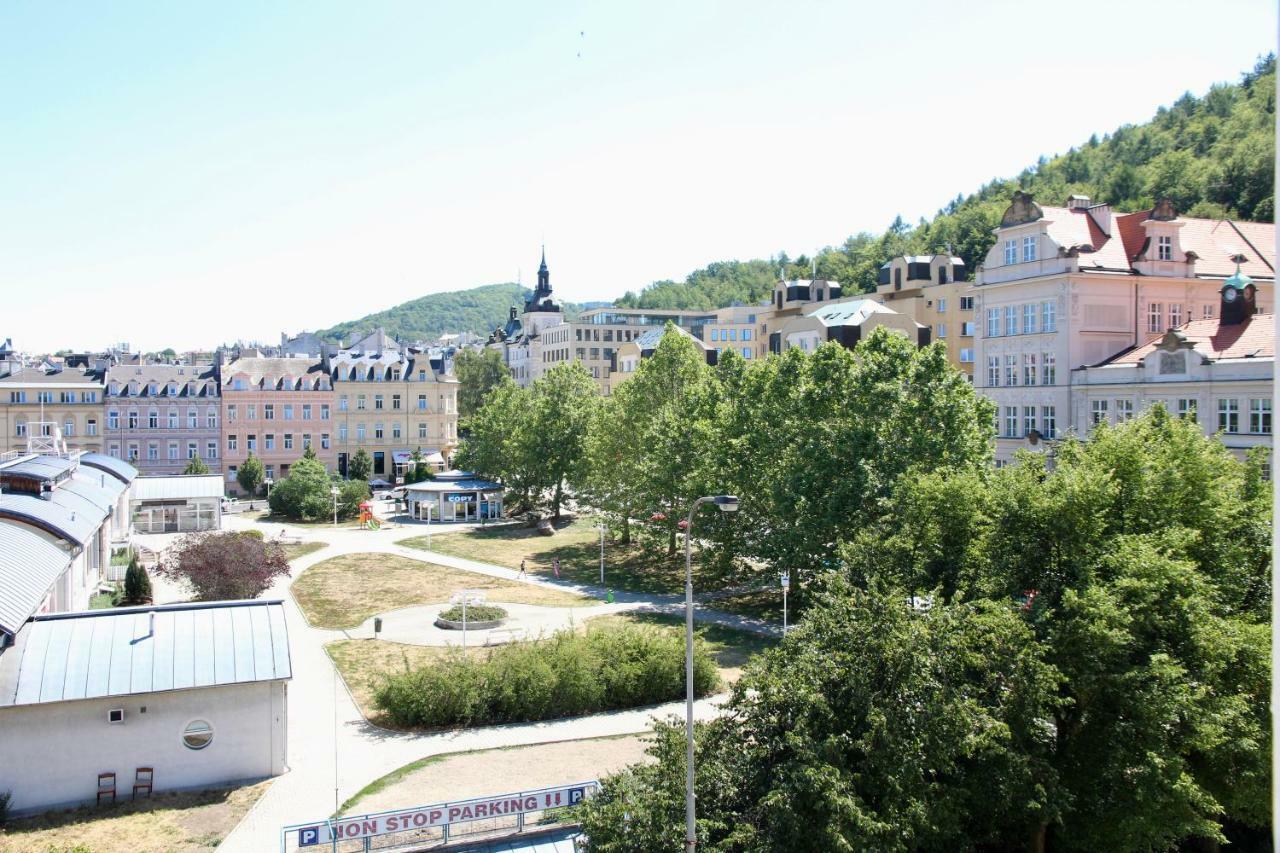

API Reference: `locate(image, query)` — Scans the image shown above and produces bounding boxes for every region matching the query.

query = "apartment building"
[703,304,767,362]
[772,299,930,352]
[327,343,459,483]
[103,364,221,475]
[220,357,334,494]
[0,365,105,456]
[974,192,1274,463]
[869,255,976,379]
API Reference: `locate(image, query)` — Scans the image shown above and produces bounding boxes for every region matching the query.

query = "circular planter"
[434,617,506,630]
[434,603,508,630]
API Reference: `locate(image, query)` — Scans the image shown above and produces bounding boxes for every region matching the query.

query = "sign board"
[447,493,475,503]
[780,572,790,590]
[295,782,597,846]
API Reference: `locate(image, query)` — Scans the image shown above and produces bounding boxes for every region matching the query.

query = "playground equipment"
[358,501,381,530]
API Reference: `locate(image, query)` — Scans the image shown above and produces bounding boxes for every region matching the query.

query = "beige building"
[869,255,976,379]
[772,299,930,353]
[0,365,105,456]
[327,334,459,484]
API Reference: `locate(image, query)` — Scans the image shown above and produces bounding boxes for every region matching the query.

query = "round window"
[182,719,214,750]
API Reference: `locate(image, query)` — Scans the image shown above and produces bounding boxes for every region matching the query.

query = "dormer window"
[1004,240,1017,265]
[1157,235,1172,261]
[1022,236,1037,262]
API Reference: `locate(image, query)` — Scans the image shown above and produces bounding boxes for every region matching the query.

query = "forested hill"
[618,55,1276,309]
[316,283,588,342]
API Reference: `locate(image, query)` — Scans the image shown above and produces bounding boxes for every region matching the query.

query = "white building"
[0,600,291,814]
[131,474,224,533]
[974,193,1274,463]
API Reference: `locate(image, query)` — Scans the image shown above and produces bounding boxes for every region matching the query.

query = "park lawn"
[280,541,327,561]
[584,611,775,683]
[293,554,595,630]
[399,518,697,595]
[0,781,270,853]
[327,639,452,726]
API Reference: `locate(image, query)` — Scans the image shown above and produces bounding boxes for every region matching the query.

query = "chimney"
[1066,194,1092,210]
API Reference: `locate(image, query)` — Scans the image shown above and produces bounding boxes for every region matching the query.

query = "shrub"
[437,604,507,623]
[373,624,719,728]
[121,555,152,605]
[155,531,290,600]
[241,529,265,540]
[0,789,10,826]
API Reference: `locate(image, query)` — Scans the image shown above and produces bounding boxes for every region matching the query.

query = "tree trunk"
[668,526,677,556]
[620,516,631,545]
[1030,822,1047,853]
[553,483,562,520]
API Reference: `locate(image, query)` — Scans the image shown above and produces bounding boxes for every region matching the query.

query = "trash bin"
[374,617,383,635]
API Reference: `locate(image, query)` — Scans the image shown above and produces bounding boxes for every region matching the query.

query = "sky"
[1,0,1275,353]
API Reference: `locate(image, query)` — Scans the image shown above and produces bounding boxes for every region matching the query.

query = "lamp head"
[714,495,739,513]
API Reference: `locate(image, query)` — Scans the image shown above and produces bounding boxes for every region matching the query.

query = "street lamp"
[596,522,606,586]
[330,486,339,527]
[683,494,738,852]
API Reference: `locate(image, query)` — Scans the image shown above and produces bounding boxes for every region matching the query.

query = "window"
[206,441,217,459]
[228,434,238,451]
[227,404,237,422]
[375,395,384,410]
[1004,239,1017,265]
[207,408,217,429]
[1042,406,1056,439]
[8,391,25,403]
[1218,399,1240,433]
[83,391,98,403]
[338,424,348,443]
[14,420,26,437]
[961,321,975,336]
[1003,406,1019,438]
[148,443,159,461]
[417,394,428,411]
[321,404,330,420]
[108,410,119,430]
[418,422,427,439]
[265,465,275,480]
[937,298,947,313]
[37,391,54,404]
[1168,304,1183,328]
[1042,353,1056,386]
[128,443,139,461]
[1250,398,1271,434]
[1203,304,1215,319]
[356,395,366,411]
[264,404,275,420]
[1042,301,1056,332]
[246,404,256,419]
[1023,406,1037,436]
[284,434,293,450]
[742,329,753,341]
[987,308,1001,337]
[960,296,974,311]
[302,404,313,420]
[1157,235,1173,260]
[283,405,294,420]
[374,423,384,440]
[742,347,752,359]
[167,442,178,460]
[227,465,237,481]
[1147,302,1164,334]
[392,423,402,439]
[356,424,366,441]
[392,394,401,410]
[1091,400,1109,427]
[937,323,947,339]
[986,356,1000,386]
[959,348,974,363]
[148,409,158,429]
[63,419,74,437]
[1022,235,1037,262]
[709,329,719,342]
[1115,399,1135,421]
[1004,355,1018,386]
[1177,398,1198,422]
[1023,304,1038,334]
[247,434,257,451]
[186,441,197,459]
[86,418,97,436]
[167,409,178,429]
[339,396,349,412]
[321,433,330,449]
[1004,306,1019,336]
[264,434,275,451]
[1023,353,1038,386]
[302,433,312,449]
[60,391,75,404]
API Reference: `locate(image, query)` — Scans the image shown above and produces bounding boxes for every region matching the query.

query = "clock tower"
[1219,258,1257,326]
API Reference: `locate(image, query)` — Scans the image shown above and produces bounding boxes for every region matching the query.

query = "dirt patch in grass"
[0,780,270,853]
[400,519,698,595]
[280,541,327,561]
[294,554,595,630]
[327,639,452,725]
[585,611,775,683]
[343,735,651,817]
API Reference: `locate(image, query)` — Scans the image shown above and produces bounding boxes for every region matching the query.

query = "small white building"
[131,474,224,533]
[404,471,504,522]
[0,600,291,815]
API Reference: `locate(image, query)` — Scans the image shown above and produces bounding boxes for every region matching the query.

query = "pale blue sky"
[1,0,1274,352]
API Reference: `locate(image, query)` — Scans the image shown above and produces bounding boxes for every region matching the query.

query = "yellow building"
[0,365,106,456]
[868,255,976,379]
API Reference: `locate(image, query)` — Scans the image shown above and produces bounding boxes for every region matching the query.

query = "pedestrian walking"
[519,559,527,579]
[553,557,561,578]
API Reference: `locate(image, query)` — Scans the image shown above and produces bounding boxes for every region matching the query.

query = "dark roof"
[0,367,103,386]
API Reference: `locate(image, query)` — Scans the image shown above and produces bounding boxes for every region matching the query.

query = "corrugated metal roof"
[0,522,71,636]
[5,600,291,706]
[0,493,97,545]
[79,453,138,486]
[0,456,76,482]
[61,471,119,515]
[447,828,582,852]
[132,475,225,501]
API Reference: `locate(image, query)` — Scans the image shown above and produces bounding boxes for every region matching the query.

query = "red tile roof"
[1106,313,1274,365]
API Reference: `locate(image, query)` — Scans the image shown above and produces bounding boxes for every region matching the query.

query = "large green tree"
[268,449,347,521]
[455,348,512,421]
[182,456,210,475]
[236,452,265,495]
[347,447,373,482]
[526,363,600,519]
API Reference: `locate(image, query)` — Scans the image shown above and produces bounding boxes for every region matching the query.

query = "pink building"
[220,357,335,495]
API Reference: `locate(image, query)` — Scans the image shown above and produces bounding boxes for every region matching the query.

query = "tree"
[347,447,373,482]
[121,554,152,605]
[237,452,265,495]
[403,447,435,485]
[455,348,512,420]
[156,531,291,601]
[525,363,599,518]
[268,452,339,521]
[455,380,540,510]
[182,456,210,475]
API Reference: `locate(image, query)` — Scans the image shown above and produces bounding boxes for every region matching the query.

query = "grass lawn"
[584,611,775,683]
[280,541,327,561]
[400,518,701,595]
[293,553,595,630]
[327,639,451,726]
[0,781,270,853]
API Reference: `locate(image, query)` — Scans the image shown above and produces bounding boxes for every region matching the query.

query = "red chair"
[97,772,116,805]
[133,767,154,799]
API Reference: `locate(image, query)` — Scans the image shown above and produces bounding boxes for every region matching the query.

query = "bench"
[484,628,527,646]
[274,533,303,545]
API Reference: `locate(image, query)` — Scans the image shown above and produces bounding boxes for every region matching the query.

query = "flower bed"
[434,603,508,629]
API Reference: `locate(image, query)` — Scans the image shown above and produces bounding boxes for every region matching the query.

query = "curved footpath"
[214,518,778,852]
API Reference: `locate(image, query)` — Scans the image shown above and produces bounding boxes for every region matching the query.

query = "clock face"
[1223,287,1239,303]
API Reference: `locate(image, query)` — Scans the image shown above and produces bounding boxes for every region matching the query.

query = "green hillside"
[619,55,1275,308]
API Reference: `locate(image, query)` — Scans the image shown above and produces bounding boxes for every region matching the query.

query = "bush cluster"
[374,625,719,728]
[437,604,507,623]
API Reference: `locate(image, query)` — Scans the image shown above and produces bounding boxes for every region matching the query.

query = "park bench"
[274,531,303,545]
[484,627,527,646]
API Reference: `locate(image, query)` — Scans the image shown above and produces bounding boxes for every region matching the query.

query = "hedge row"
[373,624,720,728]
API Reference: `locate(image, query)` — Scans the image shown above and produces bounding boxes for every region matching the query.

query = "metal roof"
[0,493,98,545]
[447,828,582,852]
[3,600,292,706]
[0,522,71,636]
[132,475,225,502]
[79,453,138,486]
[404,477,502,493]
[60,471,120,515]
[0,455,76,482]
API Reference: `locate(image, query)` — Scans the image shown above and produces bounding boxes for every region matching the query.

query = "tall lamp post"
[330,486,339,527]
[683,494,738,852]
[596,522,606,585]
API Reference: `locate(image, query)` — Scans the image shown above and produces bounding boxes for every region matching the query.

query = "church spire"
[536,245,550,295]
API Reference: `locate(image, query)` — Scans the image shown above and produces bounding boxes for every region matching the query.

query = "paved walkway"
[213,517,777,852]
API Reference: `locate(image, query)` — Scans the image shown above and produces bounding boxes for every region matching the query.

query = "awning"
[393,450,443,465]
[392,451,412,464]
